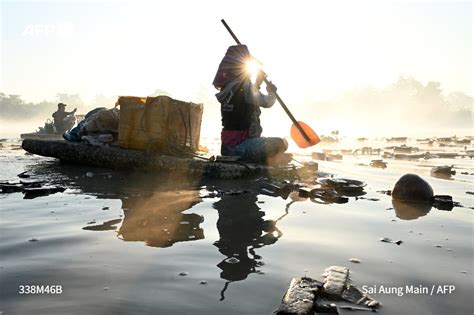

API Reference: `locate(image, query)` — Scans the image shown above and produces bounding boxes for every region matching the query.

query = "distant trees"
[0,93,56,120]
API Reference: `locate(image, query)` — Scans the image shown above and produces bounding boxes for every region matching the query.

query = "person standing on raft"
[213,45,291,165]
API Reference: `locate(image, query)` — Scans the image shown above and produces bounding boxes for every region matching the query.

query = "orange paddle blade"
[290,121,320,148]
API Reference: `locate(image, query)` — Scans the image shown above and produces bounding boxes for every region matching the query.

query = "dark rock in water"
[392,174,433,202]
[432,195,454,211]
[392,199,431,220]
[23,186,66,199]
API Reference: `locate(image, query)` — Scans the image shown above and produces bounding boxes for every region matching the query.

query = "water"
[0,138,473,314]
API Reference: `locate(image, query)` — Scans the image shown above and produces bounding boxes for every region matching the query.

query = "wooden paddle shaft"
[220,19,311,142]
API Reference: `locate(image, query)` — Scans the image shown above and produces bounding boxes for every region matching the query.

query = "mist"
[1,77,472,140]
[197,76,474,140]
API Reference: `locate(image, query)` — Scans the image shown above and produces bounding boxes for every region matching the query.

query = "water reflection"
[23,161,287,296]
[118,191,204,247]
[392,199,432,220]
[213,191,281,281]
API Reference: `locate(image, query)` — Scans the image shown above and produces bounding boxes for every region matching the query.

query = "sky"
[0,0,473,138]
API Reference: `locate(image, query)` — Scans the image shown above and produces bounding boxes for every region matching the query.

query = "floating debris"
[28,238,39,242]
[380,237,403,245]
[178,272,189,276]
[349,258,361,263]
[432,195,454,211]
[359,197,380,201]
[318,178,366,197]
[17,171,30,178]
[434,244,443,248]
[275,277,322,314]
[370,159,387,168]
[310,188,349,204]
[102,206,109,210]
[23,186,65,199]
[297,188,311,198]
[85,172,94,178]
[0,184,23,193]
[224,257,240,264]
[199,280,207,285]
[393,145,417,154]
[259,181,293,199]
[82,219,121,231]
[431,165,456,179]
[311,152,327,161]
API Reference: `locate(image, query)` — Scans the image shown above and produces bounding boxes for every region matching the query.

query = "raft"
[20,133,63,140]
[21,139,281,179]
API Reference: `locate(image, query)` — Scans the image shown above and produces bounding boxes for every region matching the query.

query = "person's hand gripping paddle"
[221,19,320,148]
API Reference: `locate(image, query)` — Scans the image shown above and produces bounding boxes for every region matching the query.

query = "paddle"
[221,19,320,148]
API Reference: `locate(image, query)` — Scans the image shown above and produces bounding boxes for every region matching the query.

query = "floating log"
[276,266,380,314]
[21,139,283,179]
[275,277,322,315]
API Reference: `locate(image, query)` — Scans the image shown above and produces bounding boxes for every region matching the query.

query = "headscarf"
[212,45,251,90]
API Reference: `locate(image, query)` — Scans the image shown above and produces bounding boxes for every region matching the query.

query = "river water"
[0,137,473,314]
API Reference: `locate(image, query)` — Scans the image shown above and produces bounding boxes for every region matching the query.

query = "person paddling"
[52,103,76,134]
[213,45,291,165]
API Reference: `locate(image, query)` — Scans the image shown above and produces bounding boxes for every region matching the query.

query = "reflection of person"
[52,103,76,134]
[213,45,290,165]
[213,191,281,283]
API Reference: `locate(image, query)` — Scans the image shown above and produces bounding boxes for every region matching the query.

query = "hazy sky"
[1,0,472,105]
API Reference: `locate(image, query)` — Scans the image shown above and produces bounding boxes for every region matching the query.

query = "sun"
[246,59,260,81]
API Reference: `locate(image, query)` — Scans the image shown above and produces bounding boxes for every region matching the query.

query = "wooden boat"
[21,139,297,179]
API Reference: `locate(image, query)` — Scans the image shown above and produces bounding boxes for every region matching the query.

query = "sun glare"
[246,59,260,81]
